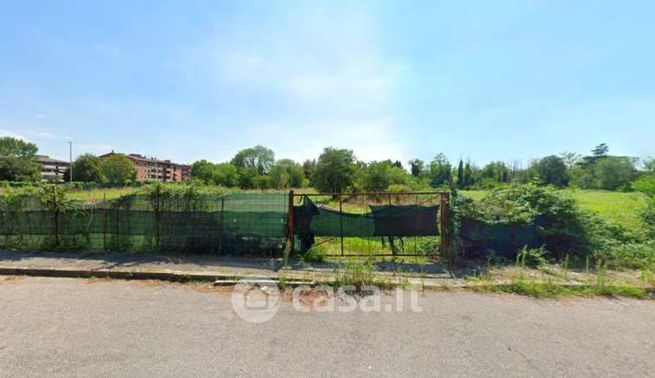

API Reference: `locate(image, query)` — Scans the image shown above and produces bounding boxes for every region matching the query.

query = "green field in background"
[460,189,648,232]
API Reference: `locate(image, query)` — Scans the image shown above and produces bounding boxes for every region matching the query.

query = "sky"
[0,0,653,167]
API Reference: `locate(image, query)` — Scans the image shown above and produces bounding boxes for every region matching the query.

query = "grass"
[563,189,648,232]
[461,189,648,232]
[472,279,650,299]
[67,187,138,202]
[467,260,654,299]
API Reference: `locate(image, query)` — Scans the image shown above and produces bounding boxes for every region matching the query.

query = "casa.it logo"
[231,279,281,323]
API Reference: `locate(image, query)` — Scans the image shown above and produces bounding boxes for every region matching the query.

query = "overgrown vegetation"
[458,184,653,272]
[331,258,399,290]
[472,279,650,299]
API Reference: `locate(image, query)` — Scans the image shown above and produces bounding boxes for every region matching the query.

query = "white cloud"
[0,129,31,141]
[179,3,411,162]
[244,117,405,163]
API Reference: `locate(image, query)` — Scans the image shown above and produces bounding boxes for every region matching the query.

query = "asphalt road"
[0,277,653,377]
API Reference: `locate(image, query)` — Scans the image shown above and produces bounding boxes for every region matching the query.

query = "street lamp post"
[68,141,73,182]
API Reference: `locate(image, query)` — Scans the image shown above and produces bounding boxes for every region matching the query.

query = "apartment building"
[34,155,70,182]
[101,151,191,182]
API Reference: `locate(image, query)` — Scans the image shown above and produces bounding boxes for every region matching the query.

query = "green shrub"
[333,258,377,289]
[459,184,636,260]
[633,174,655,197]
[414,237,440,255]
[644,201,655,239]
[595,242,655,271]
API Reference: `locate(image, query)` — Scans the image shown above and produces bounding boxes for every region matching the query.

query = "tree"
[0,137,38,158]
[559,152,581,168]
[269,164,289,189]
[481,161,510,183]
[230,145,275,175]
[457,160,465,189]
[362,160,409,191]
[253,175,272,190]
[101,155,137,185]
[191,160,239,187]
[311,147,356,193]
[531,155,569,187]
[594,157,635,191]
[302,159,315,181]
[633,174,655,197]
[230,145,275,189]
[644,158,655,173]
[580,143,610,167]
[408,159,425,177]
[191,160,216,183]
[592,143,609,158]
[270,159,305,189]
[212,163,239,187]
[464,161,477,188]
[0,137,40,181]
[0,157,40,181]
[428,154,451,188]
[67,154,103,182]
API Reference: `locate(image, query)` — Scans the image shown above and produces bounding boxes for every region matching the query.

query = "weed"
[301,245,326,263]
[332,258,395,290]
[477,280,649,299]
[516,245,548,269]
[278,274,288,290]
[562,254,570,280]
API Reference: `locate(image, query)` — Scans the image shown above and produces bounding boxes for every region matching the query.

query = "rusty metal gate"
[287,191,450,257]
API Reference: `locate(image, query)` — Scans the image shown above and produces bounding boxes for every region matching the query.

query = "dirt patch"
[0,275,25,283]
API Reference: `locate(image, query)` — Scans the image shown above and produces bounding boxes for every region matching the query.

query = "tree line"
[1,136,652,193]
[0,137,137,184]
[189,143,651,193]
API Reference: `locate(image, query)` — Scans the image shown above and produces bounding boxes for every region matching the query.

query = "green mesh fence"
[0,192,288,255]
[311,206,375,237]
[459,219,540,258]
[293,195,442,256]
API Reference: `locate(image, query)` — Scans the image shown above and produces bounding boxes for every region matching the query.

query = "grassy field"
[65,187,648,231]
[15,186,648,233]
[67,187,139,202]
[460,189,648,232]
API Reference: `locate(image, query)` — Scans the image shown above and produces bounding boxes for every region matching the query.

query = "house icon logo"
[231,278,281,323]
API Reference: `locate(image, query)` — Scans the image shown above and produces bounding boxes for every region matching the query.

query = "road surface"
[0,276,653,377]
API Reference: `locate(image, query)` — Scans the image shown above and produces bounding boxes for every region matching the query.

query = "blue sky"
[1,0,653,166]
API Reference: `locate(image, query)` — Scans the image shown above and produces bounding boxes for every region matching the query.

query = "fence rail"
[0,190,288,256]
[289,191,450,257]
[0,188,451,258]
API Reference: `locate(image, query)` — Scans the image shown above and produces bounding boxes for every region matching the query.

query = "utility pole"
[68,141,73,182]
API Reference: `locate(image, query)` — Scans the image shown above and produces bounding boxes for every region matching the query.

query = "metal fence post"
[288,190,295,258]
[103,192,107,251]
[439,192,451,257]
[219,197,225,254]
[339,194,344,256]
[53,185,59,248]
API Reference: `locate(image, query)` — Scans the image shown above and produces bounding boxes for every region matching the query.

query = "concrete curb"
[3,267,651,296]
[0,267,243,283]
[0,266,440,289]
